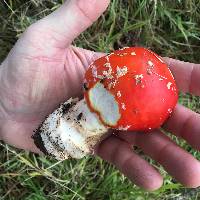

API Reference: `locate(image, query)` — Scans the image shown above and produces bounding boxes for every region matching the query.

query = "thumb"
[31,0,110,48]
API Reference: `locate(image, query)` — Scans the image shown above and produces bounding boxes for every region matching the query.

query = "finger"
[29,0,110,48]
[119,130,200,188]
[60,46,106,99]
[163,57,200,96]
[163,104,200,150]
[69,46,106,69]
[97,135,163,191]
[1,120,41,154]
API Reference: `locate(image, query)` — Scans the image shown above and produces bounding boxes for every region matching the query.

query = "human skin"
[1,0,200,191]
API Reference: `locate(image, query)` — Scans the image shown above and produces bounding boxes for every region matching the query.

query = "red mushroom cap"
[84,47,178,131]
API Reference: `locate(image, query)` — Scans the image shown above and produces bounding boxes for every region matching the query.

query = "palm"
[0,26,101,152]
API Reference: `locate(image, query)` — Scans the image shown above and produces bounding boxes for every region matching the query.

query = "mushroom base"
[32,98,108,160]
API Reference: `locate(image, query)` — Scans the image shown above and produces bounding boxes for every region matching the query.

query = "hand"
[0,0,109,151]
[97,58,200,190]
[1,0,200,192]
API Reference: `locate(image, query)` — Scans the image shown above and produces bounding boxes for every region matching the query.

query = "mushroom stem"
[32,98,108,160]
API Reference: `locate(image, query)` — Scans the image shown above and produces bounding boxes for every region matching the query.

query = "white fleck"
[102,62,113,79]
[116,66,128,78]
[167,82,172,89]
[148,127,152,130]
[159,78,164,81]
[91,64,104,79]
[105,56,110,62]
[153,72,167,80]
[108,79,118,89]
[172,87,177,91]
[92,62,114,79]
[117,53,128,56]
[147,63,154,75]
[121,103,126,110]
[121,47,129,50]
[134,74,144,85]
[117,91,121,98]
[109,52,114,55]
[131,52,136,56]
[148,60,154,67]
[168,108,172,113]
[118,125,131,131]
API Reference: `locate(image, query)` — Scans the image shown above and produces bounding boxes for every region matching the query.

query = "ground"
[0,0,200,199]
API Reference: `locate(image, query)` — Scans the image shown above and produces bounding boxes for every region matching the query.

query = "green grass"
[1,0,200,199]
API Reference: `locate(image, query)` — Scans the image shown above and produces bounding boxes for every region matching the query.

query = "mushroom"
[32,47,178,160]
[84,47,178,131]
